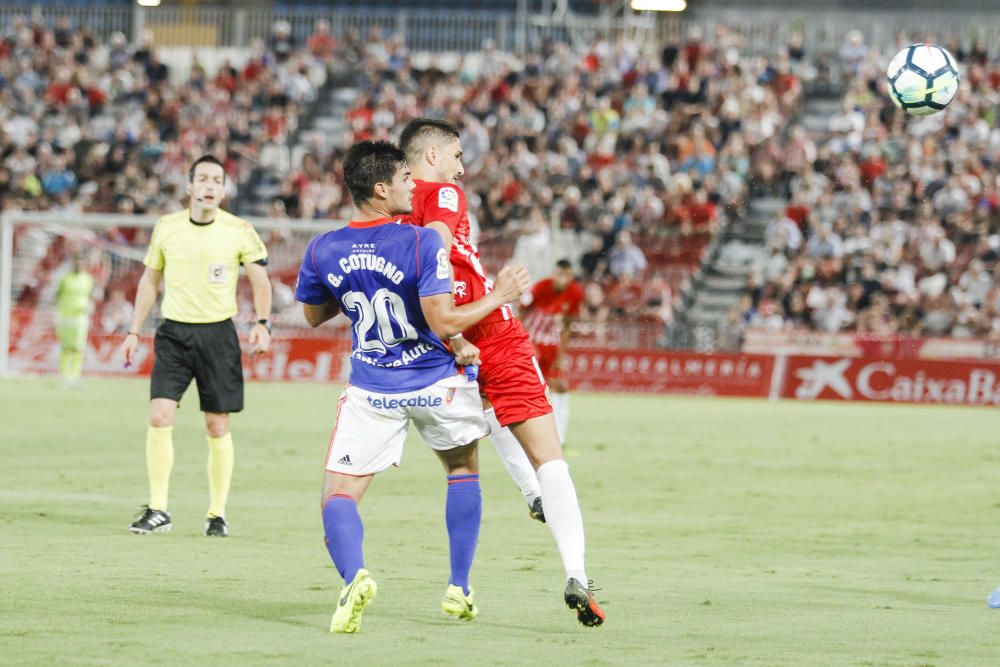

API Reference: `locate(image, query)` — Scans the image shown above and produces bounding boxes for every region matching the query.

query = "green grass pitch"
[3,377,1000,665]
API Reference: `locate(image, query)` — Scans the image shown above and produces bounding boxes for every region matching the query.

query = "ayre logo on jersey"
[438,187,459,213]
[366,394,443,409]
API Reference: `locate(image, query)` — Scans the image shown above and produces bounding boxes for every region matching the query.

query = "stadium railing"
[3,4,1000,58]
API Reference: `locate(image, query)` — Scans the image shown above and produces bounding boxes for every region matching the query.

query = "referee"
[120,155,272,537]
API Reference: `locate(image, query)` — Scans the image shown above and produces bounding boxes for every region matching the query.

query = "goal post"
[0,211,340,379]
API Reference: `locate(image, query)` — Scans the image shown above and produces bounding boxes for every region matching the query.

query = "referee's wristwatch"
[256,319,272,333]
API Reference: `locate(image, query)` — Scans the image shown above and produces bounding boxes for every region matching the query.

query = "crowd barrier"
[4,4,1000,58]
[11,330,1000,408]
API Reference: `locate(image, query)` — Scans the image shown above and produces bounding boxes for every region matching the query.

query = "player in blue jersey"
[295,140,530,633]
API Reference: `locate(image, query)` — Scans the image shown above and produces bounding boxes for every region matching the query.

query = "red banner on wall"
[13,330,1000,408]
[779,355,1000,407]
[9,333,773,397]
[8,332,353,382]
[564,348,774,396]
[242,337,350,382]
[8,331,155,376]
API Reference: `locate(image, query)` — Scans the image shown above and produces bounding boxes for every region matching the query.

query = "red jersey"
[521,278,584,347]
[407,179,511,322]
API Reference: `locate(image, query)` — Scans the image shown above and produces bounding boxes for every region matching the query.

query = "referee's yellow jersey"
[144,208,268,323]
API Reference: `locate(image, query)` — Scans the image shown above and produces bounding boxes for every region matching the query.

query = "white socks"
[550,391,570,444]
[486,408,542,505]
[485,409,588,583]
[536,459,587,583]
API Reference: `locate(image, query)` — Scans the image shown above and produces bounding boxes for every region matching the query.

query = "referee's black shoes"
[129,505,172,534]
[204,515,228,537]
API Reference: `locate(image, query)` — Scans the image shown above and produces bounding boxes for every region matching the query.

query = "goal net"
[0,212,353,379]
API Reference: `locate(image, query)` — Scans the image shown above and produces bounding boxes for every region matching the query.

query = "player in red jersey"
[520,260,584,445]
[400,119,604,627]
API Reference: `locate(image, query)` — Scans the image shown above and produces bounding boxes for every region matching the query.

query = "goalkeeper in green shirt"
[55,255,95,385]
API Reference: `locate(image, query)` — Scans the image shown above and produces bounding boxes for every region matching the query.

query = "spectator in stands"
[570,281,608,345]
[270,20,295,64]
[307,19,336,61]
[838,30,868,79]
[39,154,77,198]
[780,126,816,193]
[766,213,803,253]
[805,223,845,261]
[608,231,647,280]
[7,16,846,350]
[750,299,784,331]
[918,227,956,272]
[812,287,853,332]
[579,236,607,280]
[954,259,993,309]
[642,273,674,325]
[754,243,790,286]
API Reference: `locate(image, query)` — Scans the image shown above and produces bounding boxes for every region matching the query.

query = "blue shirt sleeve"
[415,227,453,298]
[295,235,331,305]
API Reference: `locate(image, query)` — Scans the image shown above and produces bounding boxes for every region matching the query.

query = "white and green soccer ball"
[886,43,959,116]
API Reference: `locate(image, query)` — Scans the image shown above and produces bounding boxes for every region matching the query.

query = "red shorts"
[534,343,564,382]
[465,317,551,427]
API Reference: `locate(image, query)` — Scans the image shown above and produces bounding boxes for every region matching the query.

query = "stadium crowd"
[278,22,804,342]
[0,15,328,218]
[1,15,334,317]
[738,32,1000,339]
[5,12,1000,344]
[2,15,805,346]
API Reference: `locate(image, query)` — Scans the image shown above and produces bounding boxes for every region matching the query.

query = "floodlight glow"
[136,0,161,7]
[631,0,687,10]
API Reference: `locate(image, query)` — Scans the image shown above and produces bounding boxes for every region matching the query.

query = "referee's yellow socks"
[59,350,83,380]
[146,426,174,511]
[59,350,72,379]
[207,433,234,519]
[69,351,84,380]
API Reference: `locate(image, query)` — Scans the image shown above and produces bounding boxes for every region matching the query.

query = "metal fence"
[657,9,1000,60]
[2,3,1000,58]
[0,5,523,52]
[0,4,132,40]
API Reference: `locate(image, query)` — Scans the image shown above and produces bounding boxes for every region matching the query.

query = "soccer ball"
[886,43,959,116]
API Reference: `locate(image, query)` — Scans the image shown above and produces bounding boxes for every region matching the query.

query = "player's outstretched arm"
[421,265,531,338]
[120,266,162,365]
[302,299,341,327]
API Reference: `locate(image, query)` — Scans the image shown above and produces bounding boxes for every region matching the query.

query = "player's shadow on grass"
[141,589,326,630]
[140,586,573,635]
[374,607,571,635]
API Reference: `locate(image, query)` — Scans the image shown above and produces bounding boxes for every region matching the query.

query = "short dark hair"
[343,140,407,206]
[189,155,226,182]
[399,118,460,165]
[556,259,573,270]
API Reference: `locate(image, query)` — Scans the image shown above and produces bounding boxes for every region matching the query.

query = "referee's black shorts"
[151,319,244,413]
